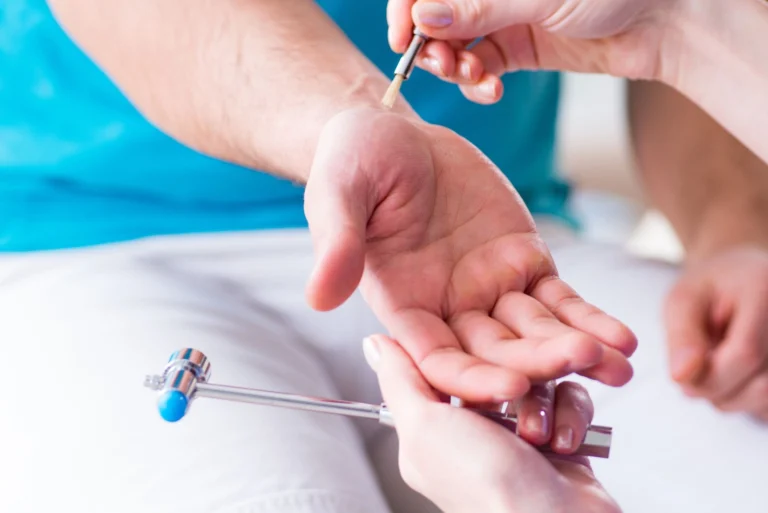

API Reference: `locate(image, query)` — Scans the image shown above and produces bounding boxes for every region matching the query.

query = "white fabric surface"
[0,223,766,512]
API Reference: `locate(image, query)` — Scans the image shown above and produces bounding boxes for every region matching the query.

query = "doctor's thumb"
[364,334,436,414]
[412,0,564,40]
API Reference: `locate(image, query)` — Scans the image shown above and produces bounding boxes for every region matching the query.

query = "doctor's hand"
[364,334,621,513]
[386,0,682,103]
[304,106,636,403]
[667,247,768,421]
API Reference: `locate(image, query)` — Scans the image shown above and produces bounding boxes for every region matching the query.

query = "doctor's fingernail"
[555,426,574,451]
[478,80,498,100]
[526,409,549,438]
[414,2,454,28]
[421,56,444,76]
[363,336,381,372]
[459,61,472,80]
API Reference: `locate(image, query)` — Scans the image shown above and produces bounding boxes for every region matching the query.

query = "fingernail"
[422,57,444,76]
[459,61,471,80]
[414,2,454,28]
[555,426,574,451]
[526,409,549,438]
[479,80,497,100]
[363,336,381,372]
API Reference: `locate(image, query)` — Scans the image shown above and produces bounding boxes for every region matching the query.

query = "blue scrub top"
[0,0,572,252]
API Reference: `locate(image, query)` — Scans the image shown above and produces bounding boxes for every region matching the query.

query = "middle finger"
[516,381,556,446]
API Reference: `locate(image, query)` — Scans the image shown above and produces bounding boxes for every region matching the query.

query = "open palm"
[305,107,635,401]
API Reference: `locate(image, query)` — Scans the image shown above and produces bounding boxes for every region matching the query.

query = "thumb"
[664,281,712,384]
[364,335,439,427]
[304,145,369,312]
[412,0,563,40]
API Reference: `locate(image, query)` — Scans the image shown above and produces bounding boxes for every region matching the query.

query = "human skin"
[366,333,621,513]
[388,0,768,420]
[387,0,768,164]
[46,0,636,409]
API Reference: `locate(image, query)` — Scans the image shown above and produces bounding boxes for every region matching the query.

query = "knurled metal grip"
[394,28,428,79]
[147,348,211,422]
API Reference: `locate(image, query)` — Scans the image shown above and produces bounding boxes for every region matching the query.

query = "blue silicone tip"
[158,390,188,422]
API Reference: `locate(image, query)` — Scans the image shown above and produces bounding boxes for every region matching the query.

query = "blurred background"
[557,72,684,263]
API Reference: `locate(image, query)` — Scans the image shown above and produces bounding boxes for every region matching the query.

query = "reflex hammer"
[144,348,613,459]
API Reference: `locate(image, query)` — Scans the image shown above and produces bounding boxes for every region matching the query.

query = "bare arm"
[47,0,416,183]
[666,0,768,164]
[629,80,768,261]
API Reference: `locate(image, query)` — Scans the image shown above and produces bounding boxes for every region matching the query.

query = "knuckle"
[551,293,582,318]
[531,312,561,331]
[556,381,593,416]
[464,0,486,26]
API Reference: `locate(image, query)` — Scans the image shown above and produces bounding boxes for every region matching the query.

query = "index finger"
[551,382,594,455]
[387,0,416,52]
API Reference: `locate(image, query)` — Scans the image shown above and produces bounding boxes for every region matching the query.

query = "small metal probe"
[381,29,430,108]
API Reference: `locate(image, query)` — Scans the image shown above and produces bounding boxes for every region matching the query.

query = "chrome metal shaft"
[394,29,428,79]
[195,382,382,421]
[146,350,613,459]
[187,382,611,458]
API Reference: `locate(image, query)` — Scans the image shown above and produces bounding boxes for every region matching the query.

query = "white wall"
[556,73,683,261]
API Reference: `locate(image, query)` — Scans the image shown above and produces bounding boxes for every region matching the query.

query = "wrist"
[657,0,768,164]
[242,70,421,184]
[685,209,768,264]
[655,0,708,88]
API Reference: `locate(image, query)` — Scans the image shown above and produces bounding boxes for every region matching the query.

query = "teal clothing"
[0,0,571,252]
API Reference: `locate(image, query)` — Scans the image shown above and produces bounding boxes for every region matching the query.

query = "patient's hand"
[666,247,768,421]
[304,106,636,402]
[366,334,621,513]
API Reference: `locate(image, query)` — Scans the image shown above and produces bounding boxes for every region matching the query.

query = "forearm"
[48,0,415,183]
[629,81,768,262]
[662,0,768,164]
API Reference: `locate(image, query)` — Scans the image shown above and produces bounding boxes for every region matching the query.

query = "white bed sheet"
[550,231,768,513]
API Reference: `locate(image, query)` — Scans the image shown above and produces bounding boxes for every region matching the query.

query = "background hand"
[387,0,680,103]
[304,106,636,403]
[365,333,621,513]
[666,247,768,421]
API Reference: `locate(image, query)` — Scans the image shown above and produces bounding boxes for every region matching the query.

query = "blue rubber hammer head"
[144,348,211,422]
